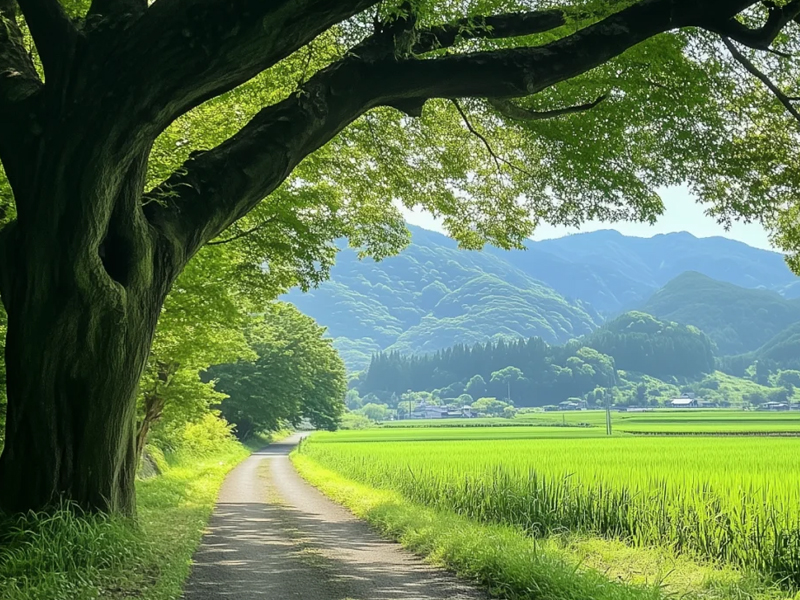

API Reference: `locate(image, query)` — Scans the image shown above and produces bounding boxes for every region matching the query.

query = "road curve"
[183,434,487,599]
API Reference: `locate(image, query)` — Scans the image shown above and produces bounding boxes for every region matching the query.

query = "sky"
[401,186,775,251]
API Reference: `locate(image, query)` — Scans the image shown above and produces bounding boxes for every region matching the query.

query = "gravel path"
[183,434,487,599]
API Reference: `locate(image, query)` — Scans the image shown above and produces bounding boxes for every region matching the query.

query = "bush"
[358,403,390,422]
[172,413,237,457]
[340,413,374,430]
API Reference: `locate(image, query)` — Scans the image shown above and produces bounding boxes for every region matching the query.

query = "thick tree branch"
[15,0,78,77]
[353,8,568,63]
[488,95,607,121]
[0,0,42,182]
[87,0,146,20]
[413,10,567,54]
[114,0,381,137]
[708,0,800,51]
[722,36,800,124]
[144,0,759,262]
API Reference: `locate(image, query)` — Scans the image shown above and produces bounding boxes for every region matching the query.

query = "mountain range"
[283,225,800,370]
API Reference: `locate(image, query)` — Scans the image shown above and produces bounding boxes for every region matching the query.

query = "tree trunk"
[0,135,177,515]
[0,244,167,513]
[0,305,143,514]
[136,388,168,462]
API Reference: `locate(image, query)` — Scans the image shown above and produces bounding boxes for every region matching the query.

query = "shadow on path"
[183,435,486,600]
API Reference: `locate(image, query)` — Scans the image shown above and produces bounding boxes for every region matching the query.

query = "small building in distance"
[758,401,791,411]
[410,402,448,419]
[410,401,474,419]
[450,406,475,418]
[670,397,699,408]
[558,400,586,411]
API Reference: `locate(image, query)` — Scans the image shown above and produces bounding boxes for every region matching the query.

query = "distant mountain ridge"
[284,225,800,370]
[509,229,800,313]
[641,271,800,355]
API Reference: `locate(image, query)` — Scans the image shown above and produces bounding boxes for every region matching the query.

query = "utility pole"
[605,390,613,436]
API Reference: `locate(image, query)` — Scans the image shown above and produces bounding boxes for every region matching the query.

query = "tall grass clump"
[0,503,150,599]
[299,434,800,589]
[0,416,251,599]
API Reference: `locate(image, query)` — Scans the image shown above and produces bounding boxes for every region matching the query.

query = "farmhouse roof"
[670,398,696,406]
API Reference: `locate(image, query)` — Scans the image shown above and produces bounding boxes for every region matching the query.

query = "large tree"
[1,0,800,514]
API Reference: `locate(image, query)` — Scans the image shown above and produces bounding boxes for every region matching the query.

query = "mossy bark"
[0,146,178,514]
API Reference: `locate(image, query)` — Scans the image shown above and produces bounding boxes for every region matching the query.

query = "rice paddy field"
[299,412,800,592]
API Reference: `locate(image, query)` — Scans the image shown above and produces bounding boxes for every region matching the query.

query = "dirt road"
[183,434,487,599]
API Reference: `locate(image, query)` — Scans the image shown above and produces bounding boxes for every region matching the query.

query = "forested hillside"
[286,226,800,369]
[354,312,787,411]
[642,272,800,355]
[585,311,715,378]
[749,323,800,370]
[285,227,601,369]
[719,322,800,375]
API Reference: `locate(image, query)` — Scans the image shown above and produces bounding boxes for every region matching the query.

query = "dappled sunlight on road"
[183,436,485,600]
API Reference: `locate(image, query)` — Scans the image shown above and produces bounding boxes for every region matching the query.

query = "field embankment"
[381,409,800,434]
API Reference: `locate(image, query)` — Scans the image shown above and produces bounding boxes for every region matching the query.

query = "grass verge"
[0,430,275,600]
[291,453,793,600]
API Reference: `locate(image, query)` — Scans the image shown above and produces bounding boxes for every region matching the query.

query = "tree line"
[357,312,716,406]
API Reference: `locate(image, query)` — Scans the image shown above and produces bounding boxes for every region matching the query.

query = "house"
[759,401,790,411]
[410,402,449,419]
[410,402,475,419]
[458,405,475,418]
[670,397,699,408]
[558,400,586,411]
[443,405,475,418]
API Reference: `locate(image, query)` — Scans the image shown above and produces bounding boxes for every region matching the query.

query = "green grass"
[0,438,250,600]
[542,536,790,600]
[292,453,791,600]
[300,428,800,589]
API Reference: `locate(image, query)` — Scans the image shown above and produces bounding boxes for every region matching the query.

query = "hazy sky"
[402,186,775,251]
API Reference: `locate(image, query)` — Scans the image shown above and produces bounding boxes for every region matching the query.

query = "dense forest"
[354,311,790,411]
[361,337,616,407]
[358,312,712,406]
[585,312,715,379]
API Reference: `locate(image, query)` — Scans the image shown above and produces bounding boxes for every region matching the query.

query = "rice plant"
[300,433,800,588]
